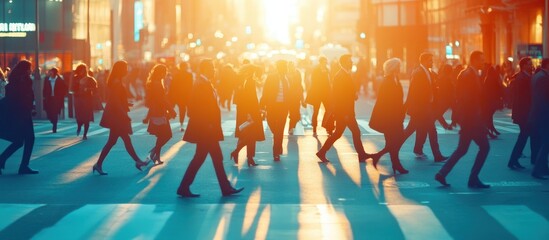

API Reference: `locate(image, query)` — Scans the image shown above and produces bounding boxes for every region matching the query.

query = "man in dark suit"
[508,57,535,169]
[404,52,447,162]
[316,54,371,163]
[260,60,290,161]
[306,56,331,136]
[43,67,68,133]
[529,58,549,179]
[168,62,194,132]
[177,59,243,197]
[435,51,490,188]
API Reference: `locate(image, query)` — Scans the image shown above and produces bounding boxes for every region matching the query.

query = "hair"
[383,58,401,76]
[146,64,167,86]
[541,58,549,69]
[74,63,88,77]
[419,52,433,63]
[518,57,532,70]
[106,60,128,86]
[8,60,32,83]
[469,51,484,65]
[49,67,59,75]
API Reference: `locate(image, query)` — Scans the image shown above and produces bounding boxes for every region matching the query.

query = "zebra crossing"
[32,117,520,139]
[0,203,546,239]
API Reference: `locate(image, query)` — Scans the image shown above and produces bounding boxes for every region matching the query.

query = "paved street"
[0,87,548,239]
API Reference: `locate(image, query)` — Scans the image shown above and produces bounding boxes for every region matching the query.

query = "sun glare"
[263,0,297,45]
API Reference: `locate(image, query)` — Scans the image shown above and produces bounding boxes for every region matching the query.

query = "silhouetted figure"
[145,64,175,165]
[403,52,447,162]
[92,61,150,175]
[43,67,68,133]
[530,58,549,179]
[306,56,332,136]
[435,64,457,129]
[177,59,243,197]
[316,55,371,163]
[369,58,408,174]
[435,51,490,188]
[73,64,98,140]
[508,57,535,169]
[0,60,38,175]
[168,62,193,132]
[260,60,290,161]
[287,61,305,135]
[481,66,504,138]
[231,64,265,167]
[218,64,237,111]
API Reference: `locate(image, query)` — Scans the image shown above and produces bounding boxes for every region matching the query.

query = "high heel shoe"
[92,164,108,175]
[392,165,409,175]
[135,160,150,171]
[230,151,239,164]
[247,158,258,167]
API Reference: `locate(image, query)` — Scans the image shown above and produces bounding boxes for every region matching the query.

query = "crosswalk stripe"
[387,205,453,240]
[0,204,45,232]
[483,205,549,240]
[356,119,380,135]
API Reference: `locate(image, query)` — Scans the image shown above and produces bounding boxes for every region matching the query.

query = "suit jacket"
[183,75,223,143]
[528,69,549,138]
[511,71,532,125]
[406,66,436,120]
[332,69,357,118]
[43,75,68,114]
[455,67,484,133]
[260,72,290,109]
[306,65,330,105]
[370,75,405,133]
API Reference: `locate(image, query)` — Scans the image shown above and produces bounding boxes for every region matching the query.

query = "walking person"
[507,57,535,169]
[145,64,175,165]
[43,67,68,133]
[168,62,194,132]
[306,56,332,136]
[481,66,504,138]
[218,64,237,111]
[435,51,491,188]
[92,61,150,175]
[230,64,265,167]
[530,58,549,179]
[287,61,305,135]
[0,60,39,175]
[177,59,243,197]
[260,60,290,161]
[316,55,371,163]
[73,64,98,140]
[369,58,408,174]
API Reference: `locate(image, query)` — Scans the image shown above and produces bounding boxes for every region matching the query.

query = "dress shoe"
[435,173,450,186]
[434,156,449,163]
[315,152,329,163]
[177,188,200,198]
[18,167,39,175]
[92,164,108,175]
[468,180,491,189]
[414,152,428,159]
[222,187,244,197]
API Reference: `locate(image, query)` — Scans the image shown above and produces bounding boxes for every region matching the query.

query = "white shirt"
[49,76,57,96]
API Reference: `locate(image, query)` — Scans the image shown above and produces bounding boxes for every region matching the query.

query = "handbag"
[150,116,168,126]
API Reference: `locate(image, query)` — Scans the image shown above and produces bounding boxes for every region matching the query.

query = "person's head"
[469,51,485,70]
[48,67,59,78]
[318,56,327,66]
[541,58,549,71]
[147,64,168,85]
[74,63,88,78]
[382,58,401,76]
[419,52,433,68]
[178,62,190,72]
[275,60,288,74]
[339,54,353,71]
[199,58,215,79]
[8,60,32,82]
[518,57,533,73]
[107,61,128,86]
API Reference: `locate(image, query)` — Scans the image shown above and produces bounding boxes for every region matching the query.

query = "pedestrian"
[481,66,504,138]
[177,59,243,197]
[287,61,305,135]
[73,64,98,140]
[168,62,193,132]
[529,58,549,179]
[403,52,447,162]
[369,58,408,174]
[43,67,68,133]
[435,51,491,188]
[507,57,535,169]
[230,64,265,167]
[306,56,332,136]
[218,64,237,111]
[92,61,150,175]
[260,60,290,161]
[0,60,39,175]
[435,64,457,129]
[145,64,175,165]
[316,54,372,163]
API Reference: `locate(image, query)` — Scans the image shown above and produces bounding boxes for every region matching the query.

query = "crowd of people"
[0,50,548,197]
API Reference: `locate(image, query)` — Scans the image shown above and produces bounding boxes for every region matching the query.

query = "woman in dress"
[73,64,98,140]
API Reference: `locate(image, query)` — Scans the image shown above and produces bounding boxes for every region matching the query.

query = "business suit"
[306,64,331,132]
[404,65,444,160]
[508,71,535,167]
[317,69,368,161]
[260,72,290,159]
[437,67,490,187]
[178,75,234,195]
[43,75,68,132]
[529,69,549,178]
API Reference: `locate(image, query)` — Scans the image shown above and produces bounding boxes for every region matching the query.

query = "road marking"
[388,205,452,240]
[0,204,45,231]
[356,119,380,135]
[483,205,549,240]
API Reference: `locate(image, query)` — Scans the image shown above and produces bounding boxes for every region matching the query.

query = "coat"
[260,72,290,109]
[455,67,485,133]
[511,71,532,126]
[331,69,357,118]
[306,65,330,105]
[405,66,436,121]
[0,75,34,142]
[370,75,405,133]
[528,69,549,140]
[74,76,98,123]
[99,81,132,134]
[235,76,265,141]
[183,75,224,143]
[43,75,68,115]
